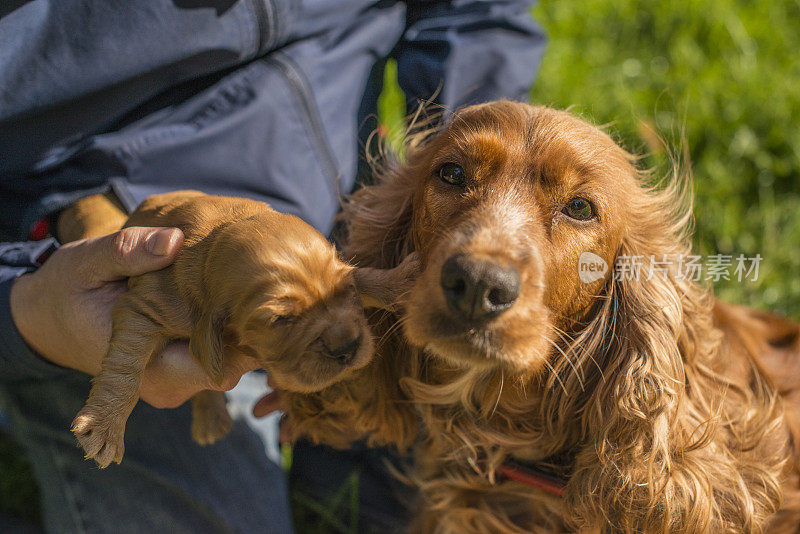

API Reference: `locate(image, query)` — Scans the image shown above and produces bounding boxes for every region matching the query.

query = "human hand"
[10,226,260,408]
[252,389,294,444]
[253,390,282,418]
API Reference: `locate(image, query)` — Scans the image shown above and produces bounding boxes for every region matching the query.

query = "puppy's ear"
[190,310,227,386]
[293,123,440,449]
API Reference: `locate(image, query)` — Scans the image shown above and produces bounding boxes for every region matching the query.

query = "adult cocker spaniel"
[288,101,800,533]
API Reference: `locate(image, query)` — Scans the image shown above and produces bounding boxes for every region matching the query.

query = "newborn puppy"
[71,190,415,467]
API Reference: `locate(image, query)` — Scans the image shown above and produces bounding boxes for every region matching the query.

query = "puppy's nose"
[322,321,362,364]
[326,336,361,365]
[440,254,521,321]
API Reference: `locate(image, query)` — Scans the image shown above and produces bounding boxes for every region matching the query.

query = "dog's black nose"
[440,254,521,321]
[327,336,361,364]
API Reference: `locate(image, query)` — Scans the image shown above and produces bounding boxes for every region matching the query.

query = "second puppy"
[71,190,416,467]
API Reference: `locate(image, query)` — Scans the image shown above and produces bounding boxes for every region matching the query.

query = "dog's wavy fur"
[293,101,800,532]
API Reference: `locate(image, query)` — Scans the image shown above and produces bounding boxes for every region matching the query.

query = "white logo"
[578,252,608,284]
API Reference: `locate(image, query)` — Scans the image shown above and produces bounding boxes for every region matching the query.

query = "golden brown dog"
[292,101,800,532]
[68,190,416,468]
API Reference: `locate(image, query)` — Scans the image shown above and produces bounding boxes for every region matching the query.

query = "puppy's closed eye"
[271,314,295,326]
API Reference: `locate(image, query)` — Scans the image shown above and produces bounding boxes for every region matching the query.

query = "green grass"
[291,472,362,534]
[0,432,41,525]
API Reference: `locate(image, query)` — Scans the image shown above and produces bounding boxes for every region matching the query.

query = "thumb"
[253,390,282,418]
[80,227,184,284]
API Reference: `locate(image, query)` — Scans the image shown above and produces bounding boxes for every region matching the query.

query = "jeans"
[0,371,294,534]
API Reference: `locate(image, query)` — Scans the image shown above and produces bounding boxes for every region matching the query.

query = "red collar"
[496,461,566,497]
[471,458,568,498]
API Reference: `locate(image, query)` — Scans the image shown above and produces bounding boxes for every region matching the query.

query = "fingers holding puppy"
[141,343,260,409]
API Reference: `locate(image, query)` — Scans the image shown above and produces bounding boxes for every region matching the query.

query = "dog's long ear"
[190,309,227,386]
[341,117,442,269]
[341,165,417,269]
[561,171,784,531]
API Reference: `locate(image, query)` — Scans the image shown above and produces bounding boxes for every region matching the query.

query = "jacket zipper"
[265,53,341,190]
[248,0,276,57]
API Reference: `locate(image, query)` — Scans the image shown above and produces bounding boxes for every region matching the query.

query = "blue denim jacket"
[0,0,544,240]
[0,1,544,531]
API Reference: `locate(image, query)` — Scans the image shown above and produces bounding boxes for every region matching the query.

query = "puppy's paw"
[71,407,126,468]
[191,403,234,446]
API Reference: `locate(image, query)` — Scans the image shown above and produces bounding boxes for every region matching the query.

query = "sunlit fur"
[71,191,377,466]
[125,191,376,392]
[297,102,800,532]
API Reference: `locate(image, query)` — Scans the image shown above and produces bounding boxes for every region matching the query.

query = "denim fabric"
[0,368,294,534]
[0,1,545,531]
[290,440,416,533]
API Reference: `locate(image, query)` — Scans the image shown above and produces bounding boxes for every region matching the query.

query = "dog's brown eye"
[438,163,466,187]
[563,198,595,221]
